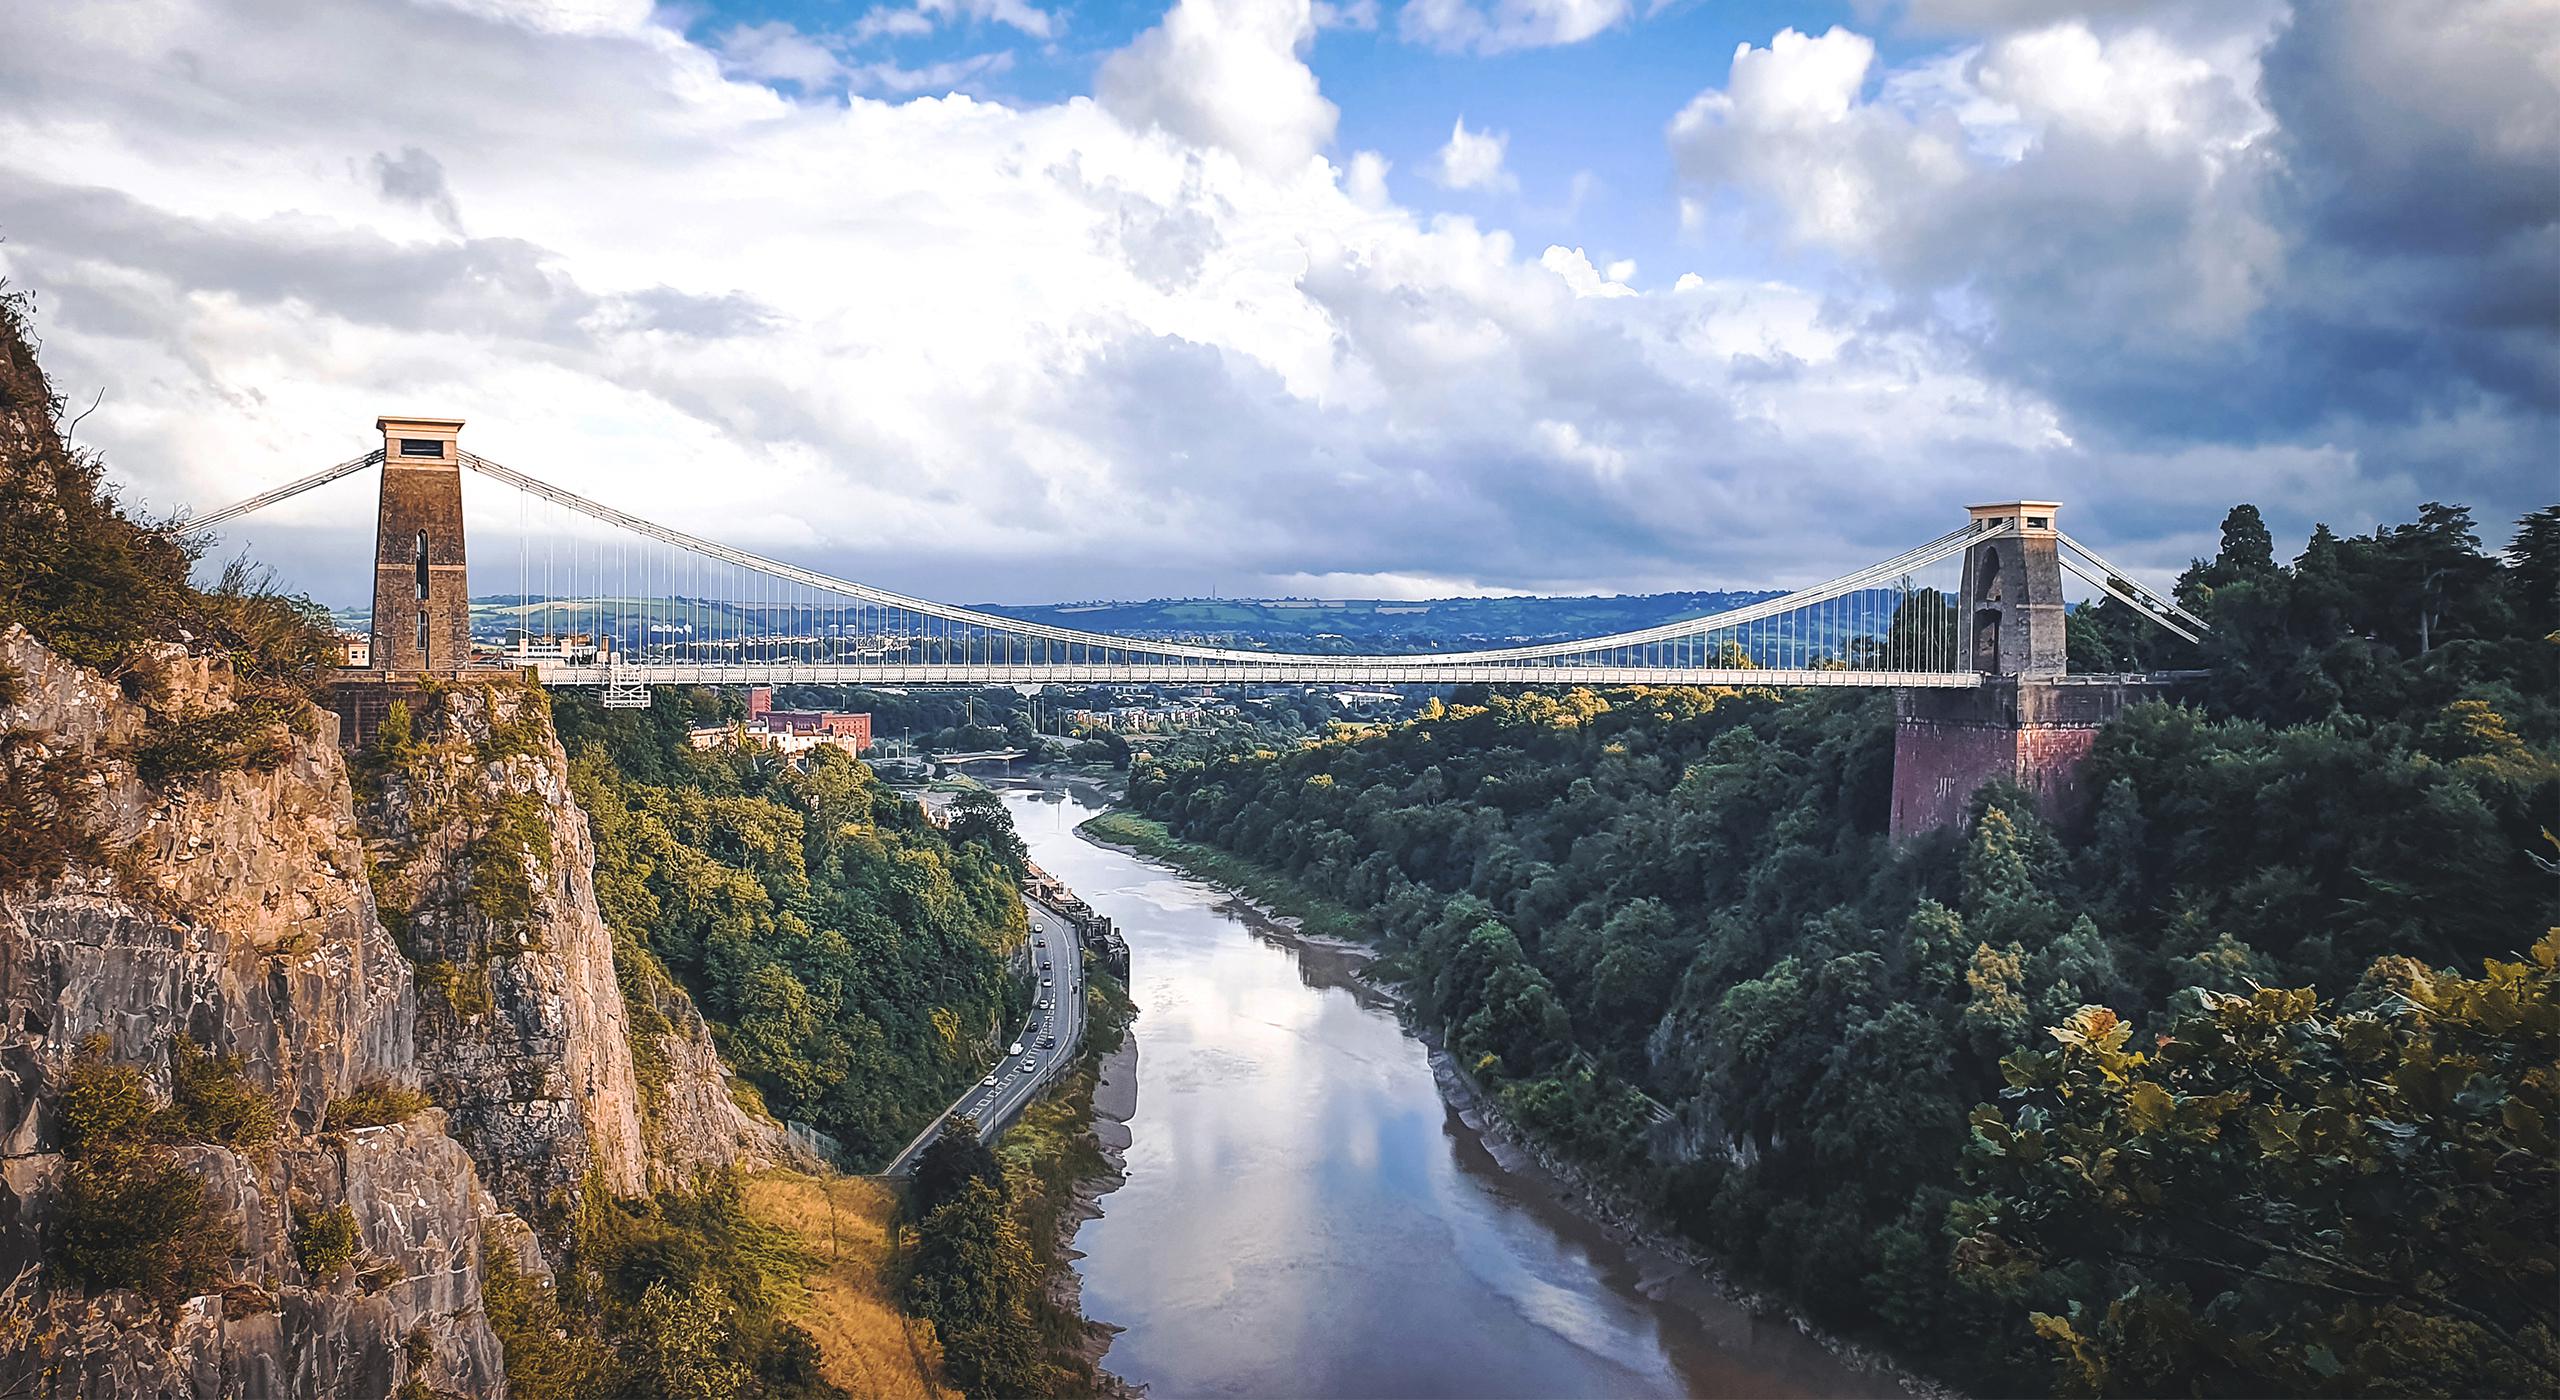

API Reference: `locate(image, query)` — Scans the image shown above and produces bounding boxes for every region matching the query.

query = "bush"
[52,1040,234,1304]
[132,699,297,783]
[57,1150,234,1303]
[0,291,200,675]
[326,1078,433,1131]
[292,1199,360,1280]
[0,728,111,897]
[481,1243,616,1400]
[413,957,496,1018]
[57,1037,154,1157]
[167,1035,281,1147]
[463,790,550,931]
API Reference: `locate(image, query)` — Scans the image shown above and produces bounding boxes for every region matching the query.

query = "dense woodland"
[554,691,1030,1164]
[1129,503,2560,1397]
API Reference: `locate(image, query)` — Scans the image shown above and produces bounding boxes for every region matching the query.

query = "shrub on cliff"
[52,1042,234,1305]
[326,1078,433,1131]
[463,790,551,934]
[0,723,111,898]
[291,1199,361,1281]
[166,1036,282,1146]
[132,696,302,783]
[0,292,197,676]
[481,1244,616,1400]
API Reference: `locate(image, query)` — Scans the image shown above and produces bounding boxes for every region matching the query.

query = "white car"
[982,1074,997,1086]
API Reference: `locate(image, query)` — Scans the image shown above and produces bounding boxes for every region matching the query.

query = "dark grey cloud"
[1671,0,2557,564]
[370,146,464,233]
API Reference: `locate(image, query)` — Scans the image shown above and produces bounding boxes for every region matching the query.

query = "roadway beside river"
[881,893,1090,1176]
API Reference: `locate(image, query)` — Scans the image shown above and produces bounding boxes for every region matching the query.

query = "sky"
[0,0,2552,606]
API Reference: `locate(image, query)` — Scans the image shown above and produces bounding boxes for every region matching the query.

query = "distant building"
[1067,703,1213,734]
[742,687,871,753]
[506,631,613,664]
[338,633,371,668]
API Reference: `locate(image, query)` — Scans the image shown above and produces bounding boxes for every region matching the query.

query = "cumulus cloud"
[1397,0,1630,53]
[1537,245,1634,297]
[1098,0,1339,174]
[1663,0,2554,550]
[0,0,2541,609]
[1432,117,1517,192]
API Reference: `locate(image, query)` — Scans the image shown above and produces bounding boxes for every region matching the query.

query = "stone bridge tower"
[1888,502,2168,840]
[369,416,470,673]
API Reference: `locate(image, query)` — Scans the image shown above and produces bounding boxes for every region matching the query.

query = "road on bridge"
[882,895,1087,1176]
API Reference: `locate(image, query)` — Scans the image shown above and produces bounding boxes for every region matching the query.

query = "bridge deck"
[529,662,1985,688]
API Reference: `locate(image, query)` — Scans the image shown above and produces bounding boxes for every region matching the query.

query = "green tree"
[1956,936,2560,1397]
[905,1177,1046,1399]
[631,1277,750,1400]
[911,1115,1003,1221]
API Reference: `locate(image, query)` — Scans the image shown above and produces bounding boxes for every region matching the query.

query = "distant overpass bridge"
[183,416,2202,707]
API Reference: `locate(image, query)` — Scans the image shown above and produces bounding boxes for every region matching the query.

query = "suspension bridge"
[182,416,2202,710]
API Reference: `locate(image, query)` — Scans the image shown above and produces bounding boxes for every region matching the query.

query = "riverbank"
[1074,810,1369,943]
[990,970,1141,1398]
[1072,805,1946,1399]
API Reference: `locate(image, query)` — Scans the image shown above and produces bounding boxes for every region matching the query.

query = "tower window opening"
[416,611,429,650]
[415,531,430,600]
[399,438,445,459]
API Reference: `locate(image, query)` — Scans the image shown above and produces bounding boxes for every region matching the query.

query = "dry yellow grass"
[744,1170,958,1400]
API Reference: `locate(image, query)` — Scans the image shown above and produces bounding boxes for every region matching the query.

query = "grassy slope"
[1075,810,1367,943]
[743,1172,957,1400]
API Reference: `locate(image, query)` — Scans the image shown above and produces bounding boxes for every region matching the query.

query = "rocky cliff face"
[0,631,783,1398]
[360,685,781,1231]
[0,626,514,1398]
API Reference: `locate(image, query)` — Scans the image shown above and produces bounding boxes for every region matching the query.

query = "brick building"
[743,686,871,753]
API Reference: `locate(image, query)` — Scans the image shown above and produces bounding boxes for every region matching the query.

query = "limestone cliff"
[0,289,791,1395]
[0,635,788,1398]
[0,626,514,1397]
[358,684,782,1231]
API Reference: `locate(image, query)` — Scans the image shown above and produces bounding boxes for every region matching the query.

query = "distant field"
[339,587,1788,652]
[982,589,1785,649]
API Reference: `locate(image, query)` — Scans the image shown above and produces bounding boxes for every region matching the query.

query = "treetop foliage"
[1129,499,2556,1395]
[556,689,1028,1164]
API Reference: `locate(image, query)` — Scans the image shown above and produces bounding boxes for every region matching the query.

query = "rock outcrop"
[360,685,782,1233]
[0,599,802,1400]
[0,626,516,1398]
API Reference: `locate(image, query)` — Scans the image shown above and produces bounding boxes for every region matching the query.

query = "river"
[999,782,1889,1400]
